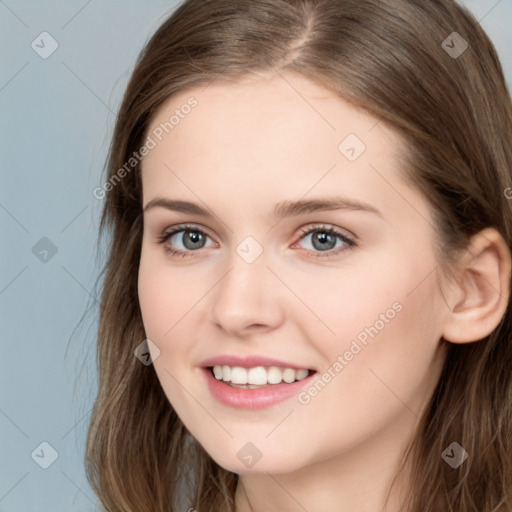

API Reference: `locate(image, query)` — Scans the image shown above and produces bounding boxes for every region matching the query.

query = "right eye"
[157,224,217,257]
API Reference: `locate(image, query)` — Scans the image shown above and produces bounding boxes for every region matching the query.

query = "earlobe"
[442,228,511,344]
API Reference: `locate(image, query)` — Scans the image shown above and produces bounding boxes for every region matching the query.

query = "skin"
[137,70,510,511]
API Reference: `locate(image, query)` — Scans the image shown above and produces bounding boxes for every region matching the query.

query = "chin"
[203,444,306,475]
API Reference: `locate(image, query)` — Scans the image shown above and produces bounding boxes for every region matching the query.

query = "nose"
[209,246,285,336]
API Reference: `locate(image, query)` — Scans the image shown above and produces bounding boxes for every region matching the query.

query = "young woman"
[86,0,512,510]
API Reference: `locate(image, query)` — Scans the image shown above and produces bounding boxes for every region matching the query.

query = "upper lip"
[200,355,315,371]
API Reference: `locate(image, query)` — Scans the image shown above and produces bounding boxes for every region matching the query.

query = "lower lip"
[202,367,316,410]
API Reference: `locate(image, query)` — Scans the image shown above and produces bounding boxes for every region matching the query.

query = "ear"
[442,227,511,344]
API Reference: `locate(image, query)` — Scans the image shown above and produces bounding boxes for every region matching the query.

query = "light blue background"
[1,1,511,510]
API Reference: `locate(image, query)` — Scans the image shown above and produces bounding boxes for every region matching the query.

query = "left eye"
[294,226,355,255]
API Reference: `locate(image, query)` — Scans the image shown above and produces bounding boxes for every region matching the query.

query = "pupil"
[183,231,205,249]
[312,232,336,251]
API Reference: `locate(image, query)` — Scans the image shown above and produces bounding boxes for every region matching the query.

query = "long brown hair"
[85,0,512,510]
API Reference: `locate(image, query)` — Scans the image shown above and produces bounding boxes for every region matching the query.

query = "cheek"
[308,270,445,421]
[285,283,445,468]
[137,253,199,413]
[282,257,416,355]
[137,268,171,341]
[293,248,445,420]
[137,248,212,401]
[137,246,205,339]
[310,239,441,352]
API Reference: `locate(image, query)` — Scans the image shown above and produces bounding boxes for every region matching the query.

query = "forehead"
[139,71,428,226]
[144,71,398,163]
[145,71,392,149]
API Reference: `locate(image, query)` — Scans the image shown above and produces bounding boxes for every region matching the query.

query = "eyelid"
[157,222,217,243]
[294,223,356,243]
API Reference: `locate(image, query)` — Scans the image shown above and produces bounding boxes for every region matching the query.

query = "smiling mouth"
[208,365,316,388]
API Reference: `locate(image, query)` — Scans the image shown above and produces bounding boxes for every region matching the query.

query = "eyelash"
[156,223,357,259]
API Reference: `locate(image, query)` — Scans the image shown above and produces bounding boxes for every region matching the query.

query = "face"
[138,70,450,475]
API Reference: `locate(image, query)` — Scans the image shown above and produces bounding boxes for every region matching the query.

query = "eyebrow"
[143,196,382,218]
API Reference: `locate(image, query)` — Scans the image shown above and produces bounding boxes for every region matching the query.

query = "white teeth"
[282,368,296,383]
[222,365,231,382]
[230,367,247,384]
[247,366,267,385]
[267,366,283,384]
[211,365,311,385]
[295,369,309,380]
[213,366,223,379]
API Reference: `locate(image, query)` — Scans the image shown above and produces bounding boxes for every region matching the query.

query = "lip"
[199,355,314,371]
[201,366,317,410]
